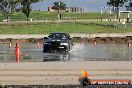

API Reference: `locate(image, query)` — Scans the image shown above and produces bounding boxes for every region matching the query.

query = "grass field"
[0,22,131,34]
[0,11,132,21]
[0,11,111,21]
[0,11,132,34]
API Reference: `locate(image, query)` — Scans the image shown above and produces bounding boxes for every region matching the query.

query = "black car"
[43,33,72,53]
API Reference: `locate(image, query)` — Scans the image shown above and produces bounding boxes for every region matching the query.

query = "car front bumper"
[43,44,68,52]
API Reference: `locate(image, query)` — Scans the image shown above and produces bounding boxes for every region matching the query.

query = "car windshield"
[48,33,67,39]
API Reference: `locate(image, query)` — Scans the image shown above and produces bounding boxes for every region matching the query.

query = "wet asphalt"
[0,43,132,63]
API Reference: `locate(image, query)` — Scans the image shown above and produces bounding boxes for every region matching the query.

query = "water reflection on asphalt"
[0,43,132,62]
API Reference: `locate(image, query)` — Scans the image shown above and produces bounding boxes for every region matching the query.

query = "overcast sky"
[32,0,109,12]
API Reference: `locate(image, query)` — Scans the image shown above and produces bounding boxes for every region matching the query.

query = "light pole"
[58,1,61,20]
[104,7,107,21]
[109,7,112,21]
[67,0,70,12]
[100,7,103,21]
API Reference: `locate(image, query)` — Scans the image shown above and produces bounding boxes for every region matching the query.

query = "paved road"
[0,33,132,39]
[0,61,132,85]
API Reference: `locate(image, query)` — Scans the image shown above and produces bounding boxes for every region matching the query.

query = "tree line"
[0,0,43,21]
[107,0,132,18]
[0,0,132,21]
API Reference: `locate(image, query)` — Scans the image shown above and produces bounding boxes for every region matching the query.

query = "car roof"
[50,32,68,34]
[50,32,69,35]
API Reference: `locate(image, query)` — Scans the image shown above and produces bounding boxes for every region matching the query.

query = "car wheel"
[64,47,68,52]
[43,49,47,53]
[66,47,70,52]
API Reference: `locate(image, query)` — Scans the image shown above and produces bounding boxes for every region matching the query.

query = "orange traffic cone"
[15,42,20,63]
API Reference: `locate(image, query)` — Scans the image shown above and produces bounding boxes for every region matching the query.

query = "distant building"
[48,7,57,12]
[48,7,84,13]
[66,7,84,13]
[48,7,65,12]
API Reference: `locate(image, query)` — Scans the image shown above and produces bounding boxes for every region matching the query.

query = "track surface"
[0,61,132,85]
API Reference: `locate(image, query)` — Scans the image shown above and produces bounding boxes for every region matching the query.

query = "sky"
[32,0,109,12]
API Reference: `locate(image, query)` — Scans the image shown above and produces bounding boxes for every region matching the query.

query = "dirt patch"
[3,85,132,88]
[71,37,132,44]
[0,38,43,44]
[0,37,132,44]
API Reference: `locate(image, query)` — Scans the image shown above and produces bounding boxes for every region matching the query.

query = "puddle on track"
[0,43,132,62]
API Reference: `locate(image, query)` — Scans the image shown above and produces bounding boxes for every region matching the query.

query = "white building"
[48,7,84,13]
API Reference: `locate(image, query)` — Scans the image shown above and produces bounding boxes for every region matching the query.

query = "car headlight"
[60,43,68,46]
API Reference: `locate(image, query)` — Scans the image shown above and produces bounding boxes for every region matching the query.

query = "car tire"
[65,47,68,52]
[66,47,70,52]
[43,49,47,53]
